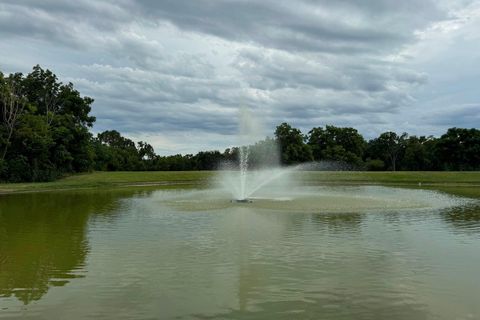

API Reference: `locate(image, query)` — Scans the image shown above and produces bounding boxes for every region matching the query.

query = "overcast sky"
[1,0,479,154]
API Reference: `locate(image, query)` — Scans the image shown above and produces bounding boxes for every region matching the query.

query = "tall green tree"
[308,125,366,167]
[274,123,313,165]
[435,128,480,170]
[22,65,60,125]
[96,130,140,171]
[367,132,407,171]
[1,66,96,181]
[401,136,437,170]
[137,141,157,170]
[0,72,26,161]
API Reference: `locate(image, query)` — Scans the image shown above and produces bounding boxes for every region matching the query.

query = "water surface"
[1,186,479,319]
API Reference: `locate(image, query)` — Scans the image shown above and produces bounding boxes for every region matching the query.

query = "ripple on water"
[1,186,479,319]
[156,185,475,213]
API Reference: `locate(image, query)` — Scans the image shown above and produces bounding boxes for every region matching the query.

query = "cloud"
[0,1,132,48]
[0,0,478,153]
[423,104,480,127]
[134,0,444,53]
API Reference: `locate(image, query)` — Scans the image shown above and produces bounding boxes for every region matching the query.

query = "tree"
[248,137,280,168]
[308,125,366,167]
[194,151,224,170]
[274,123,313,165]
[1,66,96,181]
[22,65,96,171]
[9,114,54,181]
[435,128,480,170]
[137,141,157,170]
[22,65,60,125]
[401,135,436,170]
[138,141,156,160]
[223,147,239,163]
[0,72,26,160]
[56,82,95,127]
[367,132,407,171]
[96,130,140,171]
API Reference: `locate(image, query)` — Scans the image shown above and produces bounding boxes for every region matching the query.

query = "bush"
[6,156,31,182]
[0,159,7,181]
[366,159,385,171]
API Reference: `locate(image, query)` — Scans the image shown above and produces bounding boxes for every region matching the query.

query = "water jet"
[218,107,295,202]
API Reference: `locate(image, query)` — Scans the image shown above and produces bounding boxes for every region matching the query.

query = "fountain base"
[232,199,253,203]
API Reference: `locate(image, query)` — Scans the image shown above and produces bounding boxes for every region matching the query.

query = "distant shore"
[1,171,480,197]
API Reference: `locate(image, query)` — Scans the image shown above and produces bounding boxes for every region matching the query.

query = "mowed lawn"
[297,171,480,185]
[1,171,480,197]
[0,171,213,193]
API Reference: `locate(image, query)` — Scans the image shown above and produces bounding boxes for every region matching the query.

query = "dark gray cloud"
[0,0,478,153]
[135,0,444,53]
[0,1,131,47]
[233,48,427,94]
[0,0,444,55]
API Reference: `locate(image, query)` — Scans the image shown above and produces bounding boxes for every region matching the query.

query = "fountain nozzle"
[232,199,253,203]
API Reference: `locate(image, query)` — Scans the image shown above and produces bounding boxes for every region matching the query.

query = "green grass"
[1,171,480,197]
[0,171,213,193]
[298,171,480,185]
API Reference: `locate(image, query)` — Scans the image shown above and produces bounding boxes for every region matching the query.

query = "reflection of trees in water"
[442,205,480,234]
[0,189,147,304]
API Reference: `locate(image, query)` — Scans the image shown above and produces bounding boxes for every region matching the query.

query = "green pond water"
[1,185,480,319]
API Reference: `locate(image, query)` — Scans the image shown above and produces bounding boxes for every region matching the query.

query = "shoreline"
[1,171,480,197]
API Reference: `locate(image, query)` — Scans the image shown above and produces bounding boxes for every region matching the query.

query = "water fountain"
[218,108,295,202]
[162,107,472,213]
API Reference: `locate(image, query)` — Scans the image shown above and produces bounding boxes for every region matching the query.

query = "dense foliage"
[1,66,95,182]
[1,66,479,182]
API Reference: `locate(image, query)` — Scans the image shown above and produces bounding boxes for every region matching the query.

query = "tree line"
[1,66,479,182]
[275,123,480,171]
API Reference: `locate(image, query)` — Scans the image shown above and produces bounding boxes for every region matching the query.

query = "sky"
[1,0,479,155]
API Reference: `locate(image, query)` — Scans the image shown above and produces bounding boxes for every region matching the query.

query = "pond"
[1,185,480,319]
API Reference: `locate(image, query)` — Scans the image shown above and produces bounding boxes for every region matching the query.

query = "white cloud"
[0,0,478,153]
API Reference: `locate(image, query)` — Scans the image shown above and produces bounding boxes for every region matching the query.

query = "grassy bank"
[0,171,213,193]
[298,171,480,185]
[1,171,480,195]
